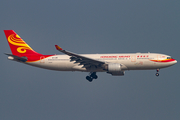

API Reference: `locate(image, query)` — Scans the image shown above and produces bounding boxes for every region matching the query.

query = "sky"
[0,0,179,120]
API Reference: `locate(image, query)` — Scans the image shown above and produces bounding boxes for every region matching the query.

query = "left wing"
[55,45,105,69]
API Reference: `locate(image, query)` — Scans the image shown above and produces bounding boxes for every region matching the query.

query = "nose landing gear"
[86,72,98,82]
[156,69,159,76]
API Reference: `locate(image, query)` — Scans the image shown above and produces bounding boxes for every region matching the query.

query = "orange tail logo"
[4,30,41,56]
[8,34,33,53]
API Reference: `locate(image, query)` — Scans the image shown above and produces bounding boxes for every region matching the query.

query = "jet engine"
[104,63,125,76]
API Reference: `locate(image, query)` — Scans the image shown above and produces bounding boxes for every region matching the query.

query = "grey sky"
[0,0,179,120]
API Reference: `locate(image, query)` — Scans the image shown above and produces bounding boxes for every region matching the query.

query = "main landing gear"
[156,69,160,76]
[86,72,98,82]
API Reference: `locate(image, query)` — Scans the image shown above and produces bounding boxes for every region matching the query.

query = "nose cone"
[171,59,177,65]
[174,60,177,64]
[166,59,177,67]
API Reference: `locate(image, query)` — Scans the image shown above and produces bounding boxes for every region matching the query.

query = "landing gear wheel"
[86,76,93,82]
[155,69,160,77]
[93,75,98,79]
[156,73,159,77]
[91,74,98,79]
[86,72,98,82]
[90,72,98,79]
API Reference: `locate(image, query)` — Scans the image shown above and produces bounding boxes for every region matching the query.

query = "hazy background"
[0,0,179,120]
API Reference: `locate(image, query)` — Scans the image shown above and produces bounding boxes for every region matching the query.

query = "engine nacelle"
[105,63,125,76]
[108,63,121,72]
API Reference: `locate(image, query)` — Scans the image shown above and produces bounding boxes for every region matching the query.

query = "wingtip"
[55,45,63,50]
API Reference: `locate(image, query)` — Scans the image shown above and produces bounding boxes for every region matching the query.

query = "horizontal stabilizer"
[5,53,27,62]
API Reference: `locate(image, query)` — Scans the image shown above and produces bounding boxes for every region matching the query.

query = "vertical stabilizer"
[4,30,42,56]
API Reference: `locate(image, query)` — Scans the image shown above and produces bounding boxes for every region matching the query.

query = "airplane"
[4,30,177,82]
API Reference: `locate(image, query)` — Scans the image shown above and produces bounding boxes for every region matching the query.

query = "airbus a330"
[4,30,177,82]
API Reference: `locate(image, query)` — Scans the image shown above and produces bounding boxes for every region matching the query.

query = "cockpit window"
[167,57,172,59]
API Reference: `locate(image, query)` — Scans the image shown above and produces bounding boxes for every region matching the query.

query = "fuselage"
[4,30,177,81]
[25,53,177,72]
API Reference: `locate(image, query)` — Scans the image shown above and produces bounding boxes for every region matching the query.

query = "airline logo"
[8,34,33,54]
[4,30,54,62]
[4,30,40,55]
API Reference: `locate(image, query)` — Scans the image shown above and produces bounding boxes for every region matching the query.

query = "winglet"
[55,45,63,50]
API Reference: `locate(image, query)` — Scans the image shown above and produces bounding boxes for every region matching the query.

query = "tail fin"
[4,30,42,56]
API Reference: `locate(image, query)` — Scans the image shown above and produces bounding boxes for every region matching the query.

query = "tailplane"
[4,30,42,56]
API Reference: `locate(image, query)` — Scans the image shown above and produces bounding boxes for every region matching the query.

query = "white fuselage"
[26,53,177,72]
[4,30,177,80]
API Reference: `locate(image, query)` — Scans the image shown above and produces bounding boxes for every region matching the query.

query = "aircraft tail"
[4,30,42,56]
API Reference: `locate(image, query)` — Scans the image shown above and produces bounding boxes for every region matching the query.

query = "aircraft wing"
[55,45,105,69]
